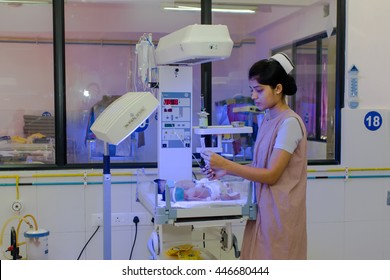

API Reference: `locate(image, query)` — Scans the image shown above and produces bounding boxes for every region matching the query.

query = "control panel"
[160,92,191,148]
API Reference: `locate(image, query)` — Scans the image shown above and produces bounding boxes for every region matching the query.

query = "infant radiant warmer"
[139,24,257,260]
[137,174,257,260]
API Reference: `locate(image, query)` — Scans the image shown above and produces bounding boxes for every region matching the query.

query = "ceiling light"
[163,3,257,14]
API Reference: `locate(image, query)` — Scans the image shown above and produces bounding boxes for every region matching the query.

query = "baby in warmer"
[175,178,240,201]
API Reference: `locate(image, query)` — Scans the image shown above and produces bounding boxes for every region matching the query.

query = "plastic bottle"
[348,65,359,109]
[198,110,209,128]
[198,95,209,128]
[24,229,50,260]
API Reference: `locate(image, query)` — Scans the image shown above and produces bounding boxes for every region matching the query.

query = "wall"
[0,169,155,260]
[0,169,242,260]
[306,0,390,259]
[345,1,390,108]
[2,0,390,260]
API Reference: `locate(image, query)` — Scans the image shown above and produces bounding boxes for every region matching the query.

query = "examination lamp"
[90,91,159,260]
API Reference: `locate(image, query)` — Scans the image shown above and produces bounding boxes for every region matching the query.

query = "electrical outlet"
[112,212,130,226]
[91,212,150,227]
[129,212,152,226]
[91,213,103,226]
[11,200,23,212]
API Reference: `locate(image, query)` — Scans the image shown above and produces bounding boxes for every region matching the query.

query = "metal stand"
[103,142,112,260]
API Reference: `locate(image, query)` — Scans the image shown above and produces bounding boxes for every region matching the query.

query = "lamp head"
[90,92,159,145]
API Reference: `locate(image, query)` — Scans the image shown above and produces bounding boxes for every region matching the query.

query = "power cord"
[77,225,100,260]
[129,216,139,260]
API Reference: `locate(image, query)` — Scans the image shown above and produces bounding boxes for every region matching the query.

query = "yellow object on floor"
[166,244,201,260]
[177,248,201,260]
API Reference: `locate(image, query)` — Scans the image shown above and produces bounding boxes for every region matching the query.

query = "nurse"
[201,53,307,259]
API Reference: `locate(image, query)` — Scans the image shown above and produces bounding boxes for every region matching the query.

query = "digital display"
[164,98,179,105]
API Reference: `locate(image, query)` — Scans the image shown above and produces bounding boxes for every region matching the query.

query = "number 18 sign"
[364,111,382,131]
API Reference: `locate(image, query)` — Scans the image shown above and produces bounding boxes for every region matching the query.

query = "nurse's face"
[249,79,279,111]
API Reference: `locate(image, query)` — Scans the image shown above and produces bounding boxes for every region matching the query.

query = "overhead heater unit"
[155,24,234,65]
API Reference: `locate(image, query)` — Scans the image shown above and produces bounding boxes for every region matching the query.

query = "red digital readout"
[163,99,179,105]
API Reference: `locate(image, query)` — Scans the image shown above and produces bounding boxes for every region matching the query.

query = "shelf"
[193,125,252,135]
[232,105,263,114]
[0,142,55,163]
[193,125,253,153]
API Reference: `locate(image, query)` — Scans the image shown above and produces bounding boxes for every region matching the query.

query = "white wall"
[345,0,390,108]
[306,0,390,259]
[0,169,155,260]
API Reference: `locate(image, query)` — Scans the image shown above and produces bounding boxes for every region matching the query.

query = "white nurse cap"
[270,52,294,74]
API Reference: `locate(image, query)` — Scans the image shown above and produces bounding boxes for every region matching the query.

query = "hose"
[0,175,20,200]
[0,214,38,260]
[16,214,38,246]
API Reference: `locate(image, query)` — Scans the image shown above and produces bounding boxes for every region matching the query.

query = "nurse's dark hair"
[248,58,297,96]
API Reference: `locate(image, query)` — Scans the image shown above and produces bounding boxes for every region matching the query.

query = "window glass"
[64,2,200,164]
[286,33,337,160]
[267,31,338,162]
[0,2,54,165]
[66,43,137,163]
[211,0,341,164]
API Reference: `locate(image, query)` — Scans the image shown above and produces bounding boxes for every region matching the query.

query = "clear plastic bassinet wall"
[136,171,257,260]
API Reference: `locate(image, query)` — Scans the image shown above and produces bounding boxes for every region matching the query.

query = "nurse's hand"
[200,150,228,180]
[200,150,226,170]
[201,167,227,180]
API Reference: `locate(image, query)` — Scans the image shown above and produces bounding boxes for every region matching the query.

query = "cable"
[129,216,139,260]
[173,130,205,170]
[77,226,100,260]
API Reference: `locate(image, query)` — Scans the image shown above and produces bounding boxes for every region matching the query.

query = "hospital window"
[273,30,340,162]
[0,0,344,169]
[0,2,55,167]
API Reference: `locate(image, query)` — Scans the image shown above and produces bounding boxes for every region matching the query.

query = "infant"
[174,178,240,201]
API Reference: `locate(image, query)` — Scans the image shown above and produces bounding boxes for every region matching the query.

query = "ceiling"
[66,0,317,5]
[0,0,325,42]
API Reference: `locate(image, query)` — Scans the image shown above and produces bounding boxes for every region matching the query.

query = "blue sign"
[364,111,382,131]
